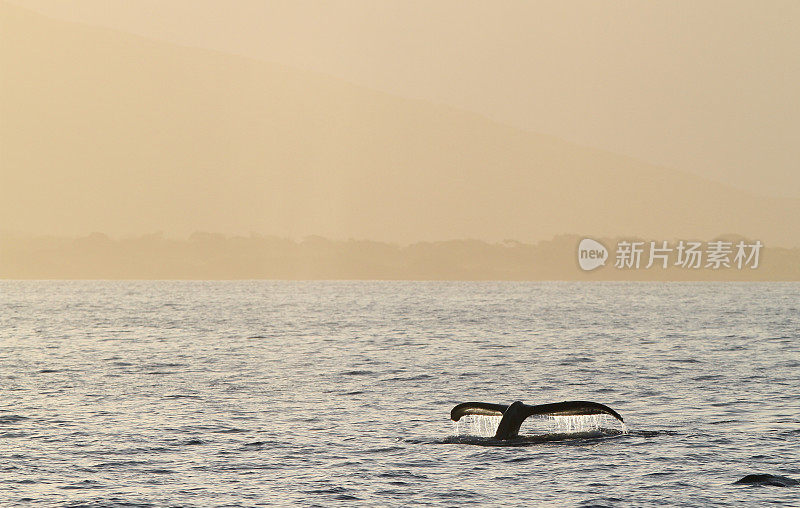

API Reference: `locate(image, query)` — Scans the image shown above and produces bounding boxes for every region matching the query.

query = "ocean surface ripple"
[1,281,798,506]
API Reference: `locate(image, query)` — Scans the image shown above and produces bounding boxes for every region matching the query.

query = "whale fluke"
[450,400,624,440]
[450,402,509,421]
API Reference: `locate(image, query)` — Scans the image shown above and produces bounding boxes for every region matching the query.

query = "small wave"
[559,356,595,365]
[504,455,537,463]
[434,488,482,499]
[0,414,29,424]
[334,494,361,501]
[58,480,103,490]
[0,431,27,438]
[92,460,149,469]
[304,486,360,501]
[387,374,433,381]
[144,362,186,369]
[213,427,249,434]
[434,429,623,447]
[64,498,155,508]
[478,343,514,349]
[710,401,740,407]
[376,470,427,480]
[375,485,410,492]
[629,430,677,437]
[644,471,675,477]
[363,446,404,454]
[240,440,282,449]
[578,497,625,508]
[322,389,364,395]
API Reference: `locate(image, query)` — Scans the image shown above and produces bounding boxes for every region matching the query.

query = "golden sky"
[2,1,799,246]
[9,0,800,198]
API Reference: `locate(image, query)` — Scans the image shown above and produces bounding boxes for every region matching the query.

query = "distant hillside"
[2,2,799,246]
[2,232,797,281]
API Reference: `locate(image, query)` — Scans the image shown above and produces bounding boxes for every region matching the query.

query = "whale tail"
[450,400,624,440]
[450,402,509,421]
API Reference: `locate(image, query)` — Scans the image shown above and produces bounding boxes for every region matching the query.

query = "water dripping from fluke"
[451,414,626,440]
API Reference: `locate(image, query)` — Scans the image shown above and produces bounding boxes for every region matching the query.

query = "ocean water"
[1,281,798,507]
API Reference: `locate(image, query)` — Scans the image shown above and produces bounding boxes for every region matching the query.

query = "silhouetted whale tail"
[451,400,624,440]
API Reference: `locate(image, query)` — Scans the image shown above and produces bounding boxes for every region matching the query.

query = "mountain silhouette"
[2,2,798,246]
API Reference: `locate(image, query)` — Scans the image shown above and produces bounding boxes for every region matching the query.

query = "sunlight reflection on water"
[0,281,798,506]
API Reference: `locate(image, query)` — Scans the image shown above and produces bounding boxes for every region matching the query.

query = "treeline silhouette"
[1,232,798,280]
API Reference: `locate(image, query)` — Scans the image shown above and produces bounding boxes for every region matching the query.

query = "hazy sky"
[8,0,800,199]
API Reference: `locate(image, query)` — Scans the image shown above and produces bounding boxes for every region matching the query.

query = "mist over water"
[1,281,798,506]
